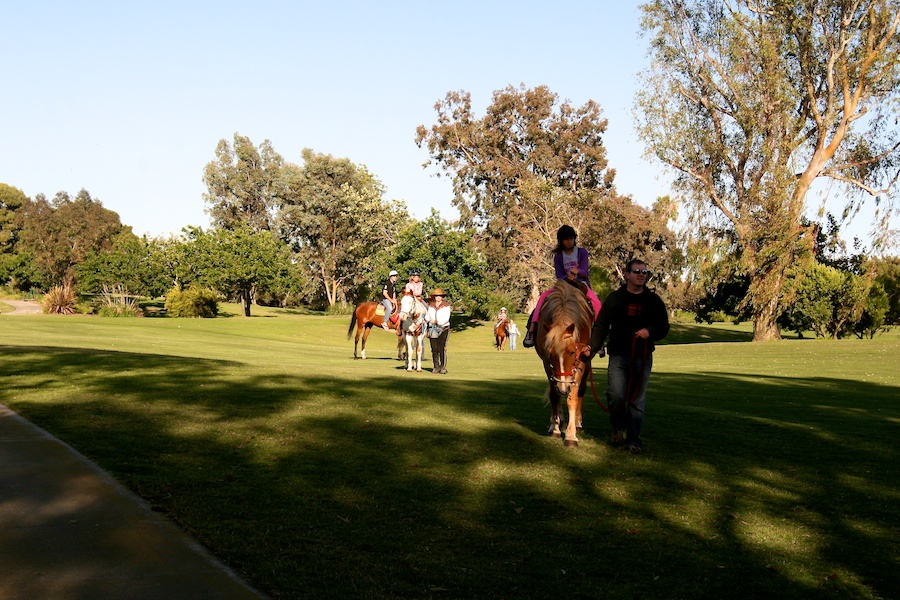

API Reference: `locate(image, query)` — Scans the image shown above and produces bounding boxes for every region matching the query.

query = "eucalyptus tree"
[277,149,410,307]
[636,0,900,340]
[15,189,127,288]
[0,182,26,253]
[203,133,287,232]
[416,85,667,308]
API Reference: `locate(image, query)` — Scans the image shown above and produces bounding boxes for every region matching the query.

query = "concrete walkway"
[0,404,266,599]
[0,299,42,316]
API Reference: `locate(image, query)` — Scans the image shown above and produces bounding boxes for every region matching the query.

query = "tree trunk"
[752,294,782,341]
[526,271,543,313]
[241,288,252,317]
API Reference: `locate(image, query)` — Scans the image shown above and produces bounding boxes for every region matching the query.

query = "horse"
[535,280,594,448]
[400,294,428,372]
[494,319,509,351]
[348,301,403,360]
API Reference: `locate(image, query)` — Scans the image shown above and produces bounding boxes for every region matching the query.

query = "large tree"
[416,85,661,309]
[636,0,900,340]
[0,183,27,254]
[76,233,169,298]
[15,189,127,288]
[278,149,409,307]
[386,210,491,317]
[203,133,287,232]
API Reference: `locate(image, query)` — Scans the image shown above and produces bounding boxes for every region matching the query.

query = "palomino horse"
[535,280,594,447]
[494,319,509,351]
[400,294,428,372]
[348,302,403,360]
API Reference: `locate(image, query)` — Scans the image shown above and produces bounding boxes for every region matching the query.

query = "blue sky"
[0,1,884,243]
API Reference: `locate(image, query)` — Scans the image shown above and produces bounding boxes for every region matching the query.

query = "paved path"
[0,300,42,316]
[0,404,266,599]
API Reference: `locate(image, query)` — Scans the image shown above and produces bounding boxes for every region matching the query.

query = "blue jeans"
[382,299,394,322]
[606,353,653,446]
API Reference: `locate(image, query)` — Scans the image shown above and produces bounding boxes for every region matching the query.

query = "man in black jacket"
[583,259,669,454]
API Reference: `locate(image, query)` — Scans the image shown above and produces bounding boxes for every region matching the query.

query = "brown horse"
[535,280,594,447]
[494,319,509,351]
[348,302,402,360]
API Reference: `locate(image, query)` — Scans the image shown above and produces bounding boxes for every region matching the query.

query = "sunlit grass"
[0,310,898,599]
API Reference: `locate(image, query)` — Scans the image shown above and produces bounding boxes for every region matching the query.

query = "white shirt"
[427,304,452,328]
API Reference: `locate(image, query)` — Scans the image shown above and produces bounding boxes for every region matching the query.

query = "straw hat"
[430,288,447,297]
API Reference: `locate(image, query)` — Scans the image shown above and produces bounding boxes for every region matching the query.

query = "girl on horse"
[494,307,508,333]
[523,225,602,348]
[404,269,424,302]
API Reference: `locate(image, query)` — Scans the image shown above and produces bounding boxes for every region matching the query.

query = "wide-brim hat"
[430,288,447,297]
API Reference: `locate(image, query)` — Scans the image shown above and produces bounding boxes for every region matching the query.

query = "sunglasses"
[630,269,651,275]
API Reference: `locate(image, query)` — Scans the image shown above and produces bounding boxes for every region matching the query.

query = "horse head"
[541,322,588,398]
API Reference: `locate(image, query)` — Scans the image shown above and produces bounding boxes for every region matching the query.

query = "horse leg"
[547,387,562,439]
[405,334,414,371]
[564,387,581,448]
[575,363,588,431]
[361,325,374,360]
[354,326,362,360]
[415,336,422,372]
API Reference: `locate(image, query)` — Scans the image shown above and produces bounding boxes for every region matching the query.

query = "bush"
[325,302,354,316]
[75,301,96,315]
[164,286,219,318]
[97,285,144,318]
[42,284,77,315]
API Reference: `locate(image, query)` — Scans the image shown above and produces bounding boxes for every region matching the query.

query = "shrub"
[42,284,77,315]
[325,302,354,316]
[165,286,219,318]
[75,301,96,315]
[97,285,144,318]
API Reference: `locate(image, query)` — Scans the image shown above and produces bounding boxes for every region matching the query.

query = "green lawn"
[1,307,897,599]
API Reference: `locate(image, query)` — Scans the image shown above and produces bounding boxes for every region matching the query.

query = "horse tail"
[347,308,358,340]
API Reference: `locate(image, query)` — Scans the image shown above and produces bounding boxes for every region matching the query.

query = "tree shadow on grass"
[1,346,897,599]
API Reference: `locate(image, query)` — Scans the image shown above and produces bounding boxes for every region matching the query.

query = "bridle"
[547,342,589,388]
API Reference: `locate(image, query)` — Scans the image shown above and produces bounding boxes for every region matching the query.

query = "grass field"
[1,306,897,599]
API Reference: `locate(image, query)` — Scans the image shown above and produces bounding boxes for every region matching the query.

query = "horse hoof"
[416,368,422,372]
[564,439,579,448]
[576,425,584,432]
[548,432,561,439]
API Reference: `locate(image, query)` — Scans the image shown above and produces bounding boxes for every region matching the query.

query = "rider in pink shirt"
[523,225,602,348]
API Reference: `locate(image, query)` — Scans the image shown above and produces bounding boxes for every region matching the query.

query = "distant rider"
[381,270,399,330]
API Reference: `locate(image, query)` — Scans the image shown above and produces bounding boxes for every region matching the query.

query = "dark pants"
[429,328,449,372]
[607,353,653,447]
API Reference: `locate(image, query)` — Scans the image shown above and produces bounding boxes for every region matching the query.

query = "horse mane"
[538,280,593,354]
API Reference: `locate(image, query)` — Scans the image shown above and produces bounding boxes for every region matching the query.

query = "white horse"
[398,294,427,372]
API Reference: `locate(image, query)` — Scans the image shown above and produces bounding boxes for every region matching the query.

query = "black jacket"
[589,286,669,357]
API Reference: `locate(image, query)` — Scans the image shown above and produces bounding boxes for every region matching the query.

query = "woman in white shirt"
[427,289,452,374]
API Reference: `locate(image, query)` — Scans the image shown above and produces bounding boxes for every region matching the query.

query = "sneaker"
[610,430,626,445]
[522,330,535,348]
[626,443,642,455]
[382,323,390,330]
